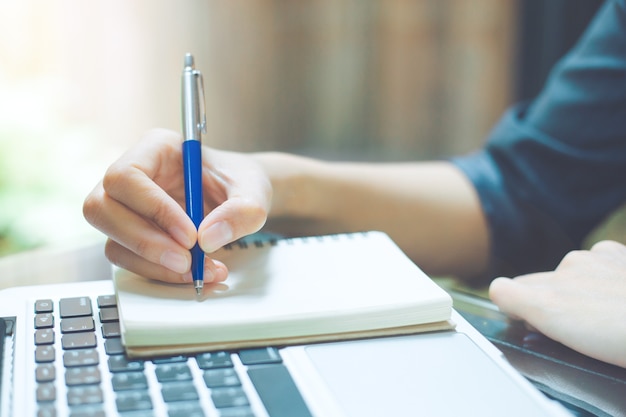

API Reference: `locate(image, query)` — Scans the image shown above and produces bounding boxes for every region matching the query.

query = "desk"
[1,240,625,416]
[0,240,109,290]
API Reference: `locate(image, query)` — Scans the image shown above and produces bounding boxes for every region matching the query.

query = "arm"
[83,132,490,283]
[254,153,490,280]
[453,0,626,280]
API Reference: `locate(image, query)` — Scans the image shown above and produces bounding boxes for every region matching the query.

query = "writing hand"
[489,240,626,368]
[83,128,271,284]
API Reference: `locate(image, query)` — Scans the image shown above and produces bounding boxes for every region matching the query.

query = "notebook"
[0,232,572,417]
[114,232,454,357]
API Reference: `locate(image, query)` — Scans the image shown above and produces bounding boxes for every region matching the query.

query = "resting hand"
[83,128,272,284]
[489,240,626,368]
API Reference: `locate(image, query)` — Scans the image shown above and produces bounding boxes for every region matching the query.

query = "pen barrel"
[183,139,204,280]
[183,140,203,227]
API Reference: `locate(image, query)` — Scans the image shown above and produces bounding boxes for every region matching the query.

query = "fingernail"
[200,221,233,253]
[160,250,190,274]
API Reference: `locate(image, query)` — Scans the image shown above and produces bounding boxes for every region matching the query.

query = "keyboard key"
[2,316,14,335]
[195,351,233,369]
[161,381,199,402]
[64,349,99,367]
[35,345,55,363]
[96,294,116,308]
[115,390,153,412]
[211,387,249,408]
[238,347,282,365]
[67,386,103,406]
[35,328,55,345]
[68,405,105,417]
[104,338,125,355]
[36,364,56,382]
[61,317,95,333]
[101,322,121,338]
[62,332,97,350]
[247,364,313,417]
[108,355,145,373]
[218,407,255,417]
[36,383,56,402]
[152,355,188,364]
[99,307,119,323]
[168,401,206,417]
[29,296,318,417]
[35,299,54,313]
[37,404,57,417]
[35,313,54,329]
[65,366,101,386]
[155,363,192,382]
[203,368,240,388]
[111,372,148,391]
[59,297,93,318]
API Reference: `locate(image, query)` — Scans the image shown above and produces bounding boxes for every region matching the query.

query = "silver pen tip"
[195,287,202,296]
[184,53,194,68]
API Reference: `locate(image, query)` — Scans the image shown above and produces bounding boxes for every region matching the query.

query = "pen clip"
[194,69,207,135]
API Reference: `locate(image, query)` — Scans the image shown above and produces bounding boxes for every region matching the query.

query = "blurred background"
[0,0,608,256]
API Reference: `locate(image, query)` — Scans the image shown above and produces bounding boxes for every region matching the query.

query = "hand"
[83,128,272,284]
[489,240,626,368]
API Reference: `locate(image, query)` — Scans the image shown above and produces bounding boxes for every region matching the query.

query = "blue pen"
[181,53,207,296]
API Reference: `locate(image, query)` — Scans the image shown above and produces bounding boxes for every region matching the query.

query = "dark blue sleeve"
[452,0,626,281]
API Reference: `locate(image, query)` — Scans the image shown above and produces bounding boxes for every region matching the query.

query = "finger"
[198,196,268,253]
[105,239,192,283]
[106,239,229,284]
[489,277,522,320]
[102,129,196,249]
[488,276,550,323]
[211,260,229,283]
[195,148,272,253]
[84,182,192,274]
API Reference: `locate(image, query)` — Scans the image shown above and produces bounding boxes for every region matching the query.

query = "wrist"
[252,152,327,221]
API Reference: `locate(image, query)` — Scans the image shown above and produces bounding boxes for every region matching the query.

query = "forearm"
[253,152,490,280]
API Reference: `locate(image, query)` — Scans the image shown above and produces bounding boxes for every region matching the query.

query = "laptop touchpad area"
[303,332,550,417]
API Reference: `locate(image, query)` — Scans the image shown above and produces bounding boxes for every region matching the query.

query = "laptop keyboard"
[31,294,313,417]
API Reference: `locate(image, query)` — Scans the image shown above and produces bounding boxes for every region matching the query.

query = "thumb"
[198,196,268,253]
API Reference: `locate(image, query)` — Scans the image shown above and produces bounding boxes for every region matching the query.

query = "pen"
[181,53,207,296]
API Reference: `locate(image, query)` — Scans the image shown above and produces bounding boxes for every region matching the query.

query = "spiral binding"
[223,231,371,250]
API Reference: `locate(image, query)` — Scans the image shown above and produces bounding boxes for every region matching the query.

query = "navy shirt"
[453,0,626,281]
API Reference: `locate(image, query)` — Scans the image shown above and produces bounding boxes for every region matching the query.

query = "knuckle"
[559,249,583,266]
[240,196,267,217]
[82,191,99,223]
[133,236,152,259]
[104,239,123,267]
[101,164,124,192]
[143,196,175,230]
[82,186,105,226]
[590,240,621,252]
[558,248,592,268]
[247,203,268,230]
[236,199,268,233]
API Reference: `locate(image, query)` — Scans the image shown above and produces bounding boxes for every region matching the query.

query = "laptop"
[0,243,571,417]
